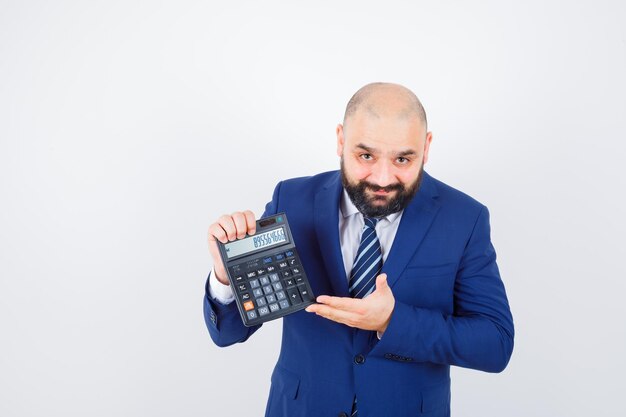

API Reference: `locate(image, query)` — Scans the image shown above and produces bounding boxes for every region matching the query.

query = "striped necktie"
[349,217,383,299]
[349,217,382,417]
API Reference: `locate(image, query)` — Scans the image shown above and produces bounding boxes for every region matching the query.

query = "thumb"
[375,273,389,292]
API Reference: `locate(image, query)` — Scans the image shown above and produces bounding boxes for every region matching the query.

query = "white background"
[1,1,625,416]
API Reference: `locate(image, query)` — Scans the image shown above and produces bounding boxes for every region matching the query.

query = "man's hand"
[305,274,395,335]
[208,210,256,285]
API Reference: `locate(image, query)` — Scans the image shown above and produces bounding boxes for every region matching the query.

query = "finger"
[375,273,389,291]
[243,210,256,235]
[316,295,361,311]
[306,304,359,326]
[231,212,248,239]
[207,230,224,263]
[218,214,237,241]
[208,222,229,244]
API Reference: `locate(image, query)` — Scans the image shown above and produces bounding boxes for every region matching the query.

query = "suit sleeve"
[370,205,514,372]
[203,181,283,347]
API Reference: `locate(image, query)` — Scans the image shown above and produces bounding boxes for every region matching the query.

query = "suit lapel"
[382,171,441,289]
[314,172,349,297]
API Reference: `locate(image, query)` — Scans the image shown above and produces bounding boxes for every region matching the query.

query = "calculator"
[217,213,315,326]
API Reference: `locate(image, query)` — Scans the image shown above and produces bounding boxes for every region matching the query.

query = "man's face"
[337,111,432,218]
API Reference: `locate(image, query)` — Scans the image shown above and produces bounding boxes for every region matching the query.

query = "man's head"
[337,82,433,218]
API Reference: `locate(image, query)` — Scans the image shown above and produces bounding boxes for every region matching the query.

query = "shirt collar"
[340,188,403,225]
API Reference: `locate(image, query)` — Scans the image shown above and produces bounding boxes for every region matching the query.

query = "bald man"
[204,83,514,417]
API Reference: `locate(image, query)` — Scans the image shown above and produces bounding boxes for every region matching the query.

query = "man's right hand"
[208,210,257,285]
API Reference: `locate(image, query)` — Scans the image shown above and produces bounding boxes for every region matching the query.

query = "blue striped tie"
[349,217,383,299]
[349,217,382,416]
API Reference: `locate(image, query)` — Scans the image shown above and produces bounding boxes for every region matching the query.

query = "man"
[204,82,514,417]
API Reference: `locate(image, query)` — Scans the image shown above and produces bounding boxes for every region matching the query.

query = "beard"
[340,158,424,218]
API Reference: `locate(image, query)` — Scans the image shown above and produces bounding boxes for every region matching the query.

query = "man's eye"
[361,154,373,160]
[397,157,409,164]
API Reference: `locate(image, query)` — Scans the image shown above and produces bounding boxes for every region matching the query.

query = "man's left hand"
[305,274,395,335]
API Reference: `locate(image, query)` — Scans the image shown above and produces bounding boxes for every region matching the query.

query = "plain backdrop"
[1,1,625,416]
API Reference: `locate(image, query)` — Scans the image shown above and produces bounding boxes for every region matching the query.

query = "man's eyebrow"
[397,149,418,157]
[355,143,377,153]
[355,143,418,157]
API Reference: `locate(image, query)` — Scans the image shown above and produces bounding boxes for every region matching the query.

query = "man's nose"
[368,160,395,187]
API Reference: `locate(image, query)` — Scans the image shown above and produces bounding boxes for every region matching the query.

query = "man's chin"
[365,197,393,211]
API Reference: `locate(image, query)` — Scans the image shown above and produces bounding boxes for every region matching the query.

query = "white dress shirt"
[208,189,403,304]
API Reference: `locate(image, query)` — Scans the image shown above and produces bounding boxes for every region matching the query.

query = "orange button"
[243,301,254,311]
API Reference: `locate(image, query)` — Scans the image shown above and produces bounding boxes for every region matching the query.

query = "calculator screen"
[224,226,288,259]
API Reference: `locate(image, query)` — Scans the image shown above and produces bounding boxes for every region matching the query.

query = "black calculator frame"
[217,212,315,327]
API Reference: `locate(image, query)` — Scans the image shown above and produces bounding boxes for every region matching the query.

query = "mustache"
[359,181,404,193]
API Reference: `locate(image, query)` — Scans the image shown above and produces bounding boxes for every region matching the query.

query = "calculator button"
[257,268,266,275]
[253,288,264,298]
[234,275,244,282]
[289,259,298,266]
[256,297,267,306]
[266,294,277,303]
[284,278,295,287]
[237,283,248,292]
[249,279,260,288]
[259,276,270,285]
[263,257,273,264]
[282,270,292,278]
[267,265,276,272]
[242,292,251,301]
[295,276,304,284]
[278,261,288,269]
[275,254,285,261]
[292,267,301,275]
[247,310,258,320]
[269,273,280,282]
[258,306,270,316]
[246,271,257,278]
[287,288,302,304]
[279,300,290,309]
[285,250,294,258]
[275,290,286,300]
[272,282,283,291]
[269,303,280,313]
[297,285,311,300]
[243,300,254,311]
[263,285,273,295]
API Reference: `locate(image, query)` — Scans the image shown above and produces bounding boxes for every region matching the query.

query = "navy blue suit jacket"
[204,170,514,417]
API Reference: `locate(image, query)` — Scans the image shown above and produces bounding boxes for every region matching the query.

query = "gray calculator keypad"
[230,250,312,324]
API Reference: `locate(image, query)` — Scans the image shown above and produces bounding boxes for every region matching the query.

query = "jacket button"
[354,354,365,364]
[338,413,348,417]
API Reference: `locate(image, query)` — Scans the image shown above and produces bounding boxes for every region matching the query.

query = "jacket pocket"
[270,365,301,400]
[421,381,451,412]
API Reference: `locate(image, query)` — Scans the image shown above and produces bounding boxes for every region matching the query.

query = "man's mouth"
[372,189,392,195]
[367,186,399,195]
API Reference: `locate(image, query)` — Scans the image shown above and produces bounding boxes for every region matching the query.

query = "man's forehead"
[344,115,425,149]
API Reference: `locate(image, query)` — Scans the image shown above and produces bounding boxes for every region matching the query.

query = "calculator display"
[224,226,287,259]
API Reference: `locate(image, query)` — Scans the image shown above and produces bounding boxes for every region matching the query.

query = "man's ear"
[423,131,433,164]
[336,124,345,157]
